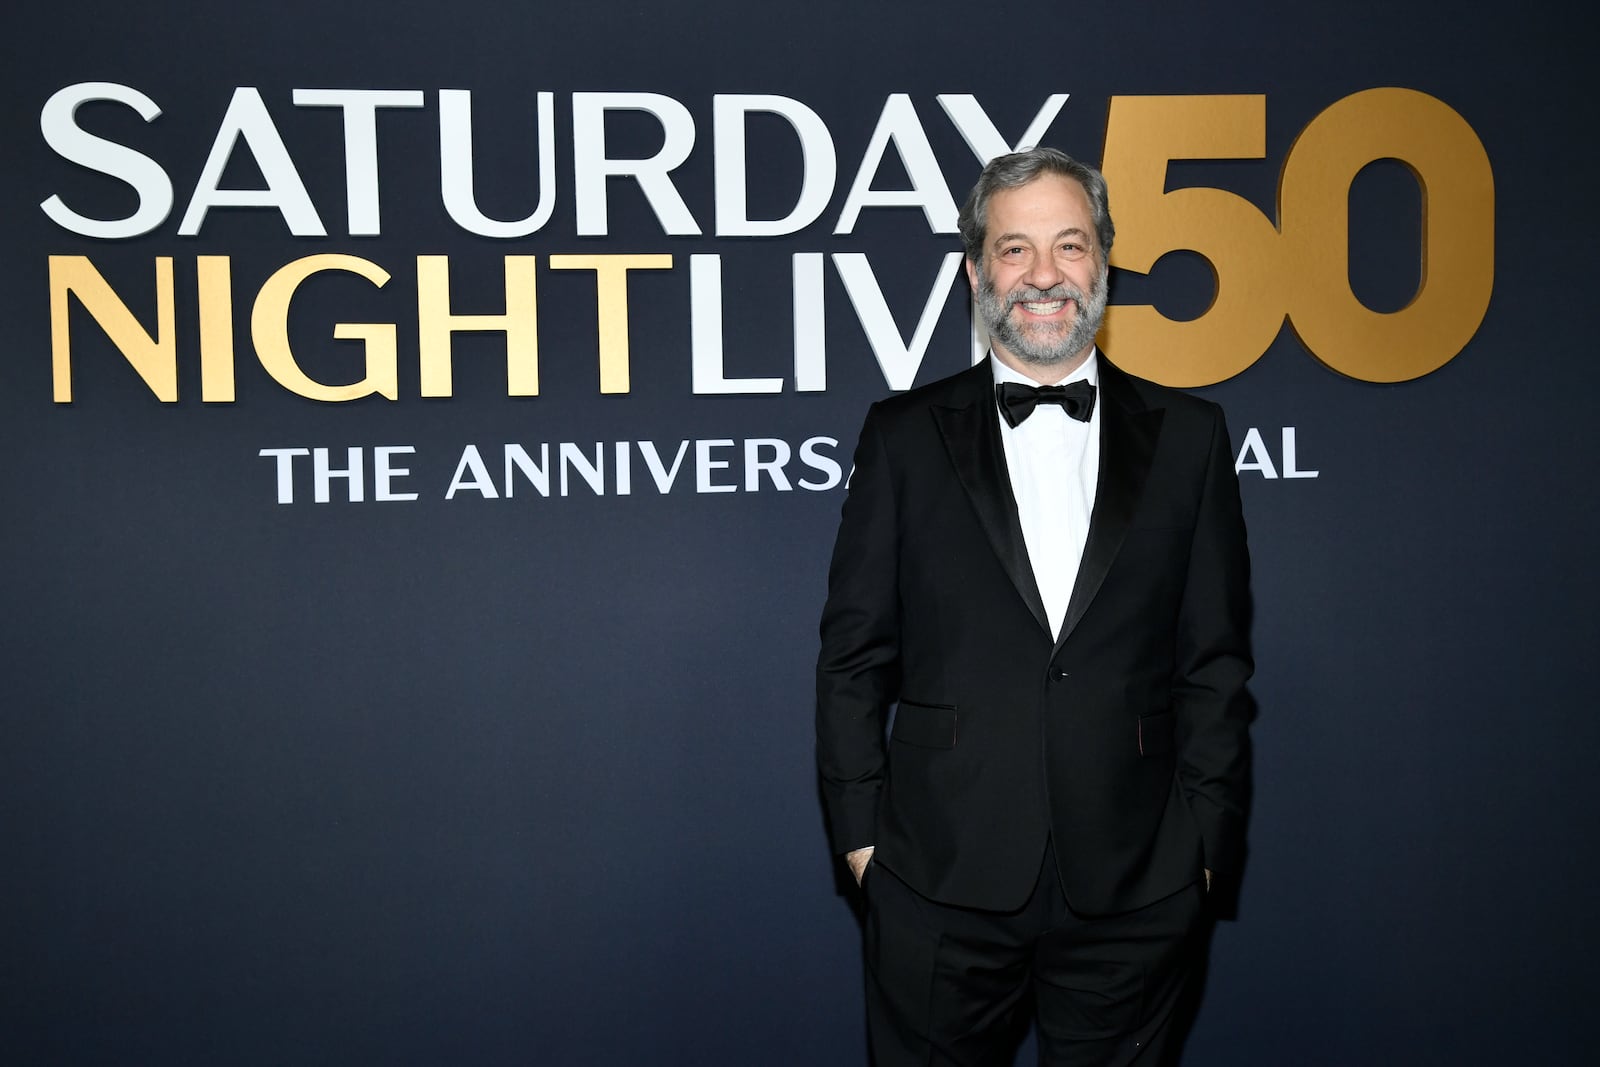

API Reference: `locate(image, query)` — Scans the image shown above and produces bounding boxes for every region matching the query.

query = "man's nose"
[1022,255,1064,292]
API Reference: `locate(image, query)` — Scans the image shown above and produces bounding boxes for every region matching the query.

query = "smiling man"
[816,148,1254,1065]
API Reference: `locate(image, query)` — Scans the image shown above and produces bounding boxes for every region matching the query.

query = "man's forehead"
[986,178,1094,243]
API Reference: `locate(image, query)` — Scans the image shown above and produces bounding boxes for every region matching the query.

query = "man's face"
[966,173,1108,373]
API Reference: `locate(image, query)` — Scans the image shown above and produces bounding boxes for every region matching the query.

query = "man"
[815,148,1253,1065]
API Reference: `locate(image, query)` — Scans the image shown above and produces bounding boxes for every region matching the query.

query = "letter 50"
[1098,89,1493,386]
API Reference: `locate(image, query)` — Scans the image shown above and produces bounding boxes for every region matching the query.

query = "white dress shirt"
[992,351,1101,639]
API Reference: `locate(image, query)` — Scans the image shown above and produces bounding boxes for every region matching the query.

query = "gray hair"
[957,148,1114,265]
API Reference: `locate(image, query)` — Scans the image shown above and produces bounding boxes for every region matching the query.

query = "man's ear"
[964,256,979,294]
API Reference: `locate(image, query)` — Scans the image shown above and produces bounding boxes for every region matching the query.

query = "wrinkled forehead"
[982,177,1097,250]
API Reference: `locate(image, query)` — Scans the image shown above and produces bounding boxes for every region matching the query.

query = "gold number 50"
[1098,90,1494,386]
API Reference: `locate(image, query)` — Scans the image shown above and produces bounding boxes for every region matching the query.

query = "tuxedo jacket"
[816,356,1253,915]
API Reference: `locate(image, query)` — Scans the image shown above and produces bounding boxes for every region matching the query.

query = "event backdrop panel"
[2,2,1594,1063]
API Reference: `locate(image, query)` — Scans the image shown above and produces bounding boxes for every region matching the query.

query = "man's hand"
[1204,868,1212,892]
[846,846,875,886]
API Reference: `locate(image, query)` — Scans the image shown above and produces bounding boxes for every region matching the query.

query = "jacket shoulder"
[866,362,990,424]
[1106,360,1228,427]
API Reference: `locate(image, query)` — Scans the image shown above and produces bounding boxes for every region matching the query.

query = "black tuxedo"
[817,356,1252,917]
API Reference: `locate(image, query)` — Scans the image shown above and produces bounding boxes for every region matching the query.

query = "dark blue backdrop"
[3,2,1595,1063]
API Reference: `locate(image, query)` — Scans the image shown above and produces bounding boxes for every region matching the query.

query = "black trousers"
[862,845,1204,1066]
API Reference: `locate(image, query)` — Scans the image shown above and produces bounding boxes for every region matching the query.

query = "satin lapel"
[931,364,1051,635]
[1056,360,1164,648]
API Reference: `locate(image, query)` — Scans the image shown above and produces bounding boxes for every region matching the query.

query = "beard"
[976,262,1109,367]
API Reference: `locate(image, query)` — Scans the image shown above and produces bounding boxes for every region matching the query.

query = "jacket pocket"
[891,700,957,749]
[1138,711,1175,757]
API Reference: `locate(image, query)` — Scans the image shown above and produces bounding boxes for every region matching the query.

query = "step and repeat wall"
[3,2,1593,1063]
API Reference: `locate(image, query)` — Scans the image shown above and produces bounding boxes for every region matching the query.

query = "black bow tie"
[996,380,1097,428]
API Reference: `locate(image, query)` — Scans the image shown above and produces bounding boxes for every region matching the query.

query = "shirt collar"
[989,348,1099,389]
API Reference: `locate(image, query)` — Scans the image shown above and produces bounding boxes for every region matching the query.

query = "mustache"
[1005,284,1085,309]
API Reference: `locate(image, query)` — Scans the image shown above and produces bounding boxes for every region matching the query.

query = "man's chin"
[1007,324,1078,366]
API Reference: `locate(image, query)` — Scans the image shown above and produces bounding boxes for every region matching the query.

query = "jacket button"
[1049,668,1068,681]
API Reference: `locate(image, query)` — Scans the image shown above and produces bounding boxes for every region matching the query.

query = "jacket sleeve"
[815,404,901,855]
[1172,405,1255,883]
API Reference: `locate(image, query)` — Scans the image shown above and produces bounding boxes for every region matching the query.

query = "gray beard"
[977,264,1108,367]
